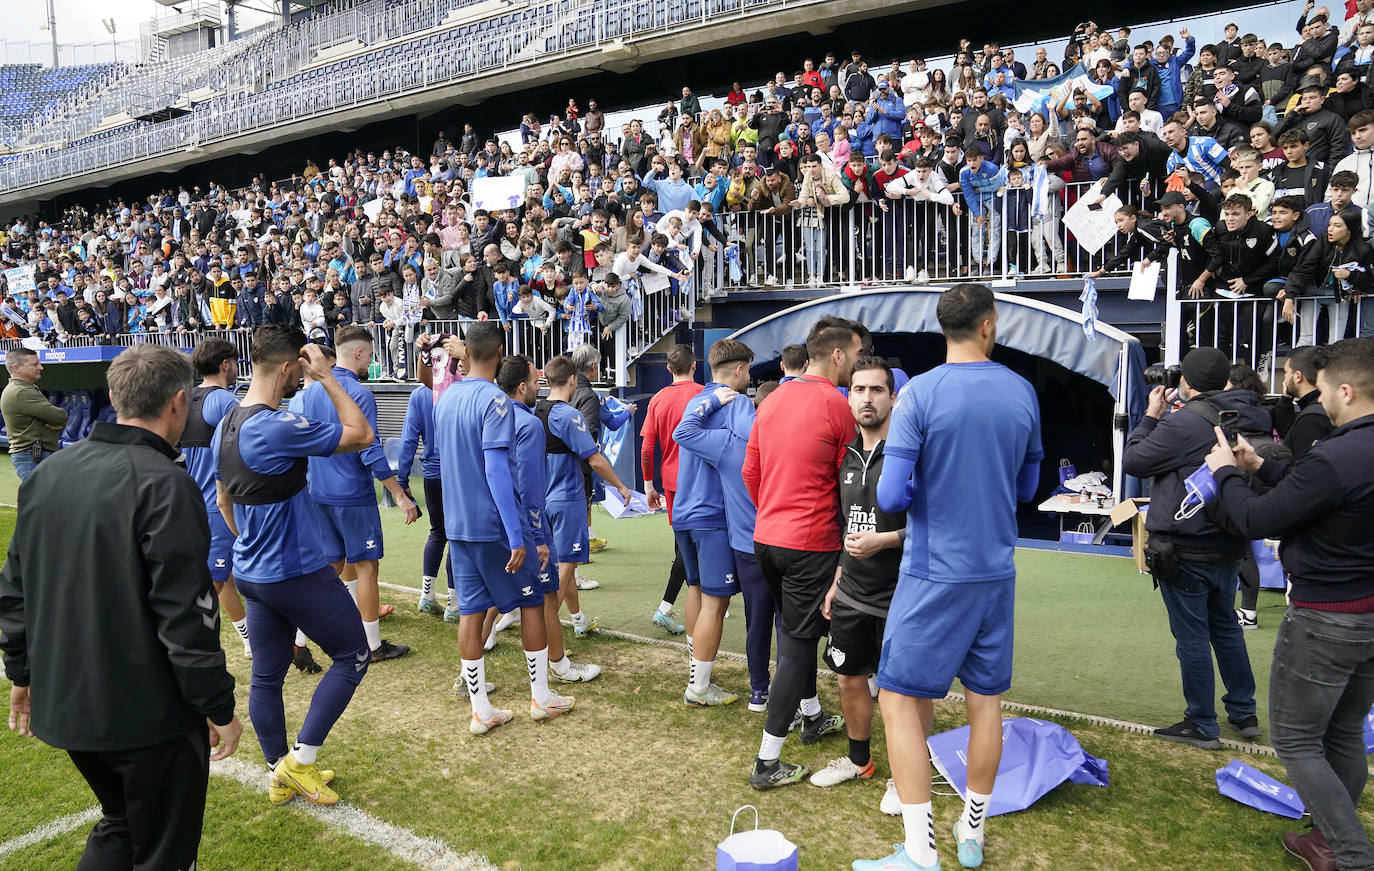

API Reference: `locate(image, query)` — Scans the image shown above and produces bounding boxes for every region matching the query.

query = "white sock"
[462,658,493,720]
[658,600,674,615]
[485,624,499,648]
[494,610,519,631]
[344,579,358,603]
[959,790,990,844]
[232,618,250,643]
[1240,608,1256,618]
[363,619,381,652]
[901,802,938,866]
[686,635,694,659]
[799,695,822,718]
[421,575,435,600]
[689,658,713,694]
[550,655,571,676]
[291,742,320,766]
[571,610,585,623]
[527,647,551,705]
[293,628,308,647]
[758,731,786,762]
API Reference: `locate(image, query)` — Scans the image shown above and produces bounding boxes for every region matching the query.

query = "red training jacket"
[743,375,855,551]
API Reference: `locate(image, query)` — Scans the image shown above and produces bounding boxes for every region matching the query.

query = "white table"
[1039,495,1119,543]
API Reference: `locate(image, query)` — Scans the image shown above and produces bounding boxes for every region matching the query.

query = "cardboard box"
[1108,498,1151,572]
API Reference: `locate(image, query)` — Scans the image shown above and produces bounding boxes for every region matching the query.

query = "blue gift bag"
[1215,759,1305,818]
[716,806,798,871]
[927,718,1108,817]
[1059,521,1096,545]
[1363,705,1374,754]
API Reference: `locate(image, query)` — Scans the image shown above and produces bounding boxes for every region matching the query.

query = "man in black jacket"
[1282,345,1335,459]
[1103,130,1171,202]
[1278,78,1355,165]
[1121,347,1263,749]
[1,344,242,871]
[1205,337,1374,871]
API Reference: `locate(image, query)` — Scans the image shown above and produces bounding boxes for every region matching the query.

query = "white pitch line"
[0,807,101,858]
[212,756,497,871]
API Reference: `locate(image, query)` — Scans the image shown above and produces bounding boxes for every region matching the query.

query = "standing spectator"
[0,344,242,871]
[1152,30,1197,118]
[1283,345,1335,459]
[1,349,66,483]
[1277,77,1354,165]
[1204,338,1374,871]
[679,86,701,122]
[1122,347,1264,750]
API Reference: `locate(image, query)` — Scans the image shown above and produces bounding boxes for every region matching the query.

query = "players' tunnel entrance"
[724,289,1150,541]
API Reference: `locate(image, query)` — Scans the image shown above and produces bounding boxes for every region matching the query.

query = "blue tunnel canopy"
[724,287,1147,418]
[724,288,1150,500]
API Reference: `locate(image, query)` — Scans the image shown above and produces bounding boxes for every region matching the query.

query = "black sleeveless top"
[216,403,309,505]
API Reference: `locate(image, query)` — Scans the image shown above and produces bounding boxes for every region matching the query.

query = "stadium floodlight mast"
[102,18,117,64]
[40,0,58,69]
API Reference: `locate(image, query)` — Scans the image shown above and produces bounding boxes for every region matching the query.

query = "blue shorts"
[877,574,1016,698]
[207,509,234,584]
[675,528,739,599]
[512,536,560,597]
[314,502,384,563]
[548,500,588,565]
[450,540,544,615]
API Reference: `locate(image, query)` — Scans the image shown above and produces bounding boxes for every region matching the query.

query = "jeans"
[11,448,52,483]
[1158,558,1256,738]
[971,208,1001,267]
[1031,215,1066,272]
[1270,607,1374,869]
[1298,299,1350,346]
[801,225,826,279]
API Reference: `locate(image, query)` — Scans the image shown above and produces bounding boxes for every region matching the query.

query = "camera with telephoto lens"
[1143,363,1182,390]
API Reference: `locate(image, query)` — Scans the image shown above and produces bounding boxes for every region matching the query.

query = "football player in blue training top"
[182,337,251,659]
[434,321,555,734]
[301,325,420,663]
[212,325,379,805]
[671,338,758,707]
[497,353,588,709]
[856,285,1041,871]
[535,355,633,655]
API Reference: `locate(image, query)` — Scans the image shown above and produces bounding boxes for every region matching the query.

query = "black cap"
[1181,347,1230,393]
[1155,191,1187,208]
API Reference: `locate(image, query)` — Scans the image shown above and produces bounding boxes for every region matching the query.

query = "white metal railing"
[0,0,812,195]
[0,313,656,386]
[689,179,1149,292]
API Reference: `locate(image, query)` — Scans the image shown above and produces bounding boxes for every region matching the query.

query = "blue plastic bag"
[926,718,1108,818]
[1174,463,1218,520]
[1363,705,1374,754]
[1215,759,1305,818]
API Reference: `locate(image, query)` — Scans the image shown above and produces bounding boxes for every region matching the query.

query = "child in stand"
[563,271,601,348]
[1002,166,1033,276]
[376,286,404,379]
[1028,152,1068,275]
[491,262,520,330]
[299,288,326,341]
[396,263,425,378]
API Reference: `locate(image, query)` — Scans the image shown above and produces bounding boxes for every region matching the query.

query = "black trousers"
[755,543,838,739]
[67,724,210,871]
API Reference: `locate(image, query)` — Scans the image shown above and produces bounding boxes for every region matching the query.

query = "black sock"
[804,711,824,725]
[848,738,871,767]
[754,757,777,774]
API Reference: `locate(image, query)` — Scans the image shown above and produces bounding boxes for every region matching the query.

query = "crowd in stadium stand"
[3,5,1374,372]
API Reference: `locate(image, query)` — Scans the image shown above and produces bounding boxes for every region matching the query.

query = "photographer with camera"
[1204,337,1374,871]
[1122,347,1267,749]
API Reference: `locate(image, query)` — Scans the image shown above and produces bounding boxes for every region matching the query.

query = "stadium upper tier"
[0,64,121,132]
[0,0,937,205]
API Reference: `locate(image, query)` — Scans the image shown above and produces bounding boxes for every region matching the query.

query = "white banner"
[471,176,527,213]
[3,265,35,296]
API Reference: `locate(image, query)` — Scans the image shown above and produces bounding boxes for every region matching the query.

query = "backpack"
[1181,398,1293,494]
